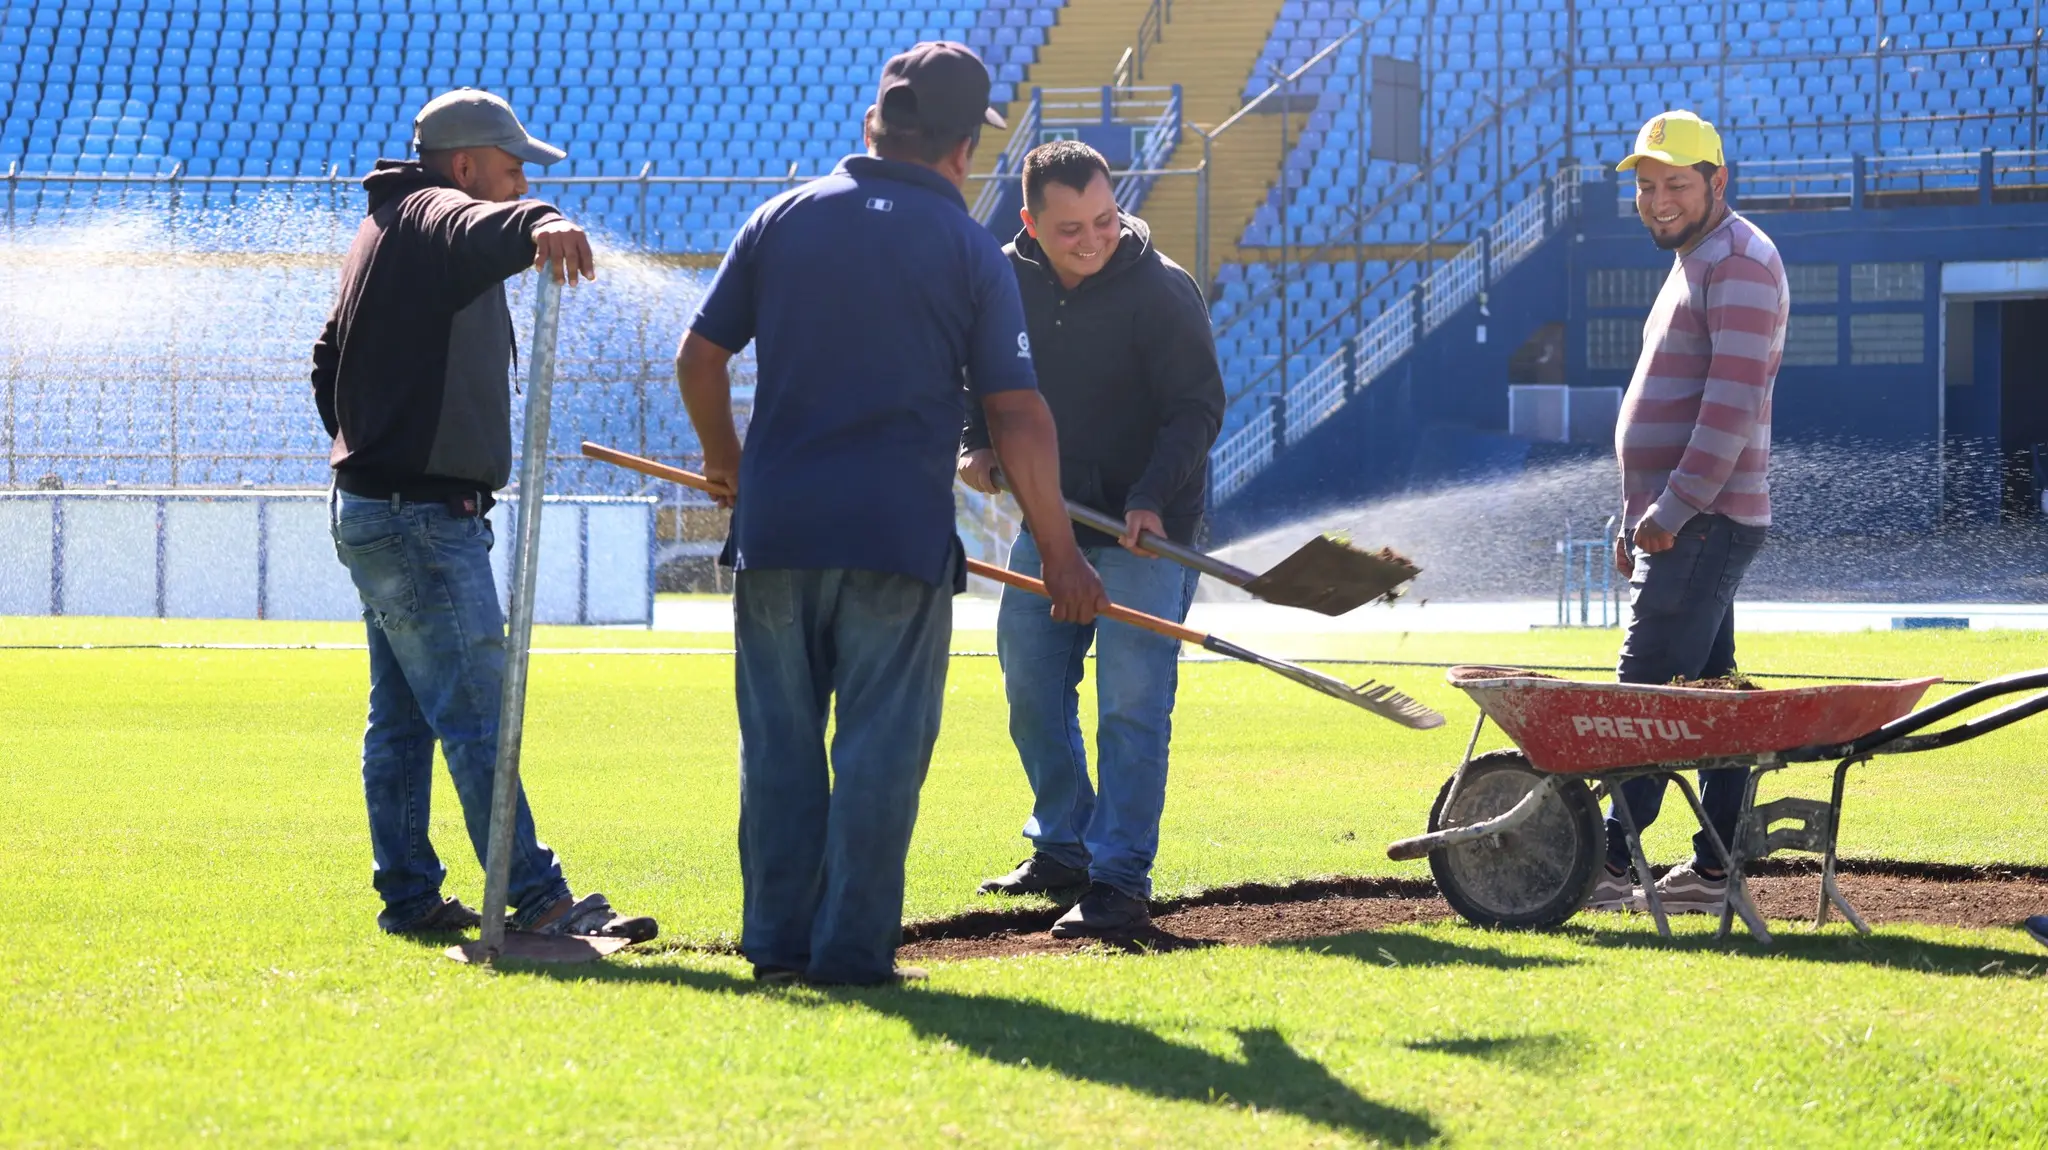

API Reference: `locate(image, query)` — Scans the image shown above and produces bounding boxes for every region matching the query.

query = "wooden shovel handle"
[578,441,1209,647]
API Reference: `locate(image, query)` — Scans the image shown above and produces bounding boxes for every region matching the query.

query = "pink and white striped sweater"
[1616,211,1789,533]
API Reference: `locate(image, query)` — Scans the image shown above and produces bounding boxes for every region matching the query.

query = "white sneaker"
[1642,861,1728,916]
[1585,867,1636,911]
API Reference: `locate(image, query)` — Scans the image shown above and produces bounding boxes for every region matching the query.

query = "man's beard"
[1649,213,1707,251]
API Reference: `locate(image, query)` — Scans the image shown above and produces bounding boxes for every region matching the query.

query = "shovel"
[989,469,1417,617]
[579,441,1445,731]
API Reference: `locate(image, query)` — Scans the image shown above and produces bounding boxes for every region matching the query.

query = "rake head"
[1339,678,1448,730]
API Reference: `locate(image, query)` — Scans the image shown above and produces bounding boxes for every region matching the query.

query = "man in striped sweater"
[1591,111,1790,916]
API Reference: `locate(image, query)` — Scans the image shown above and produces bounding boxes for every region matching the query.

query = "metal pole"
[1564,0,1577,169]
[1422,0,1436,275]
[1197,132,1212,291]
[1278,68,1293,404]
[475,266,563,960]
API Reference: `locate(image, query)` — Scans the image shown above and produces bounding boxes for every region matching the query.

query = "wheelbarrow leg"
[1817,757,1872,935]
[1670,770,1771,945]
[1606,778,1670,939]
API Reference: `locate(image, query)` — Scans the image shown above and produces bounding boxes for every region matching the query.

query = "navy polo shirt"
[690,155,1037,589]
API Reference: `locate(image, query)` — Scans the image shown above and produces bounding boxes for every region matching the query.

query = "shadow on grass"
[1275,931,1578,971]
[521,963,1440,1145]
[1404,1033,1590,1074]
[1558,923,2047,979]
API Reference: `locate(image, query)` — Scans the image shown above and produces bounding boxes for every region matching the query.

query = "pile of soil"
[1672,673,1765,691]
[897,862,2048,962]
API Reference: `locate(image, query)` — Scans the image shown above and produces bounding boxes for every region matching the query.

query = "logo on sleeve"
[1016,331,1031,359]
[865,197,894,212]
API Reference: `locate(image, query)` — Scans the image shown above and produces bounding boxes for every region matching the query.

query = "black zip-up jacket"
[965,213,1225,547]
[311,161,565,502]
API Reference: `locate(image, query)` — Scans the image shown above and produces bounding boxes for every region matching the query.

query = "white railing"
[1423,242,1484,332]
[1489,189,1546,279]
[1114,87,1182,213]
[1209,406,1275,504]
[972,91,1041,225]
[1209,169,1576,505]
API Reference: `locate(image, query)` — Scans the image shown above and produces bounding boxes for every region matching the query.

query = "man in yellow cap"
[1592,111,1790,916]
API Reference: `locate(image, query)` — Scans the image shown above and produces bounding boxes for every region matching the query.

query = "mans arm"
[310,314,341,438]
[674,213,763,508]
[1636,253,1779,551]
[981,389,1106,624]
[675,332,742,508]
[1125,269,1225,549]
[417,192,595,292]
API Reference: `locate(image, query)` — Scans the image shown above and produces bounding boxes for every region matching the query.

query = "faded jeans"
[734,562,953,984]
[330,490,569,932]
[997,530,1201,899]
[1604,513,1770,874]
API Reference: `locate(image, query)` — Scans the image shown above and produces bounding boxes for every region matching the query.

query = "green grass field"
[4,618,2046,1146]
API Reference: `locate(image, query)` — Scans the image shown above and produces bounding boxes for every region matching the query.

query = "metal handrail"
[1223,144,1565,409]
[1132,0,1172,85]
[971,88,1042,225]
[1114,88,1183,213]
[1211,70,1568,341]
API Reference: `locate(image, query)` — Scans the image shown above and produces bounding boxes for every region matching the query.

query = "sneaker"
[1584,867,1636,912]
[978,853,1090,897]
[1643,861,1727,916]
[2025,915,2048,951]
[1049,882,1153,939]
[525,892,659,944]
[384,896,483,935]
[752,965,803,986]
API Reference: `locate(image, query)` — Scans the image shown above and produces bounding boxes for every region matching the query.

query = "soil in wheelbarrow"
[897,862,2048,962]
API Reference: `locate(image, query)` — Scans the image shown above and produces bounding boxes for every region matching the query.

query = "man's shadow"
[1556,923,2047,979]
[525,963,1440,1145]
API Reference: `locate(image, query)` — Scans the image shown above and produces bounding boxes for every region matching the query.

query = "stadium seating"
[0,0,1062,249]
[1217,0,2036,425]
[0,0,2037,494]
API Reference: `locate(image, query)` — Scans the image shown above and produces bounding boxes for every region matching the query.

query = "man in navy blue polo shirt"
[676,42,1107,987]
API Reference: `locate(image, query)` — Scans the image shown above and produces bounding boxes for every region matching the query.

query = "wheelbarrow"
[1386,666,2048,943]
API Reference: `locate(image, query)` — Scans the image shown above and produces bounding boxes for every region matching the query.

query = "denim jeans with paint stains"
[330,490,569,932]
[1604,513,1769,873]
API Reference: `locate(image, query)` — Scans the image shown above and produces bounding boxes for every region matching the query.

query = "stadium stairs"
[974,0,1297,280]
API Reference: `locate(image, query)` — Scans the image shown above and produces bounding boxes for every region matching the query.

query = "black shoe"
[385,896,483,935]
[977,853,1090,897]
[1049,882,1153,939]
[753,965,803,986]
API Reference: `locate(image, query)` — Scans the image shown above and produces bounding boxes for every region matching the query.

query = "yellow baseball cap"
[1616,110,1725,172]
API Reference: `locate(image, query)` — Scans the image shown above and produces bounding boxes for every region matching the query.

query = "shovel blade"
[1240,536,1419,616]
[444,932,636,965]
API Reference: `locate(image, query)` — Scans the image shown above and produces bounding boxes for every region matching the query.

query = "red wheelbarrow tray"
[1446,666,1943,775]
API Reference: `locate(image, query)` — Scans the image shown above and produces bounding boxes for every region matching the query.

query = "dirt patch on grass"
[897,862,2048,962]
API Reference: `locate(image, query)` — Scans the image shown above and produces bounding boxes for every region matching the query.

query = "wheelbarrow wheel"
[1427,751,1603,930]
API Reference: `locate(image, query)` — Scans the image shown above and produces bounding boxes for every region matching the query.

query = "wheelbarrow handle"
[578,441,1207,647]
[986,467,1257,588]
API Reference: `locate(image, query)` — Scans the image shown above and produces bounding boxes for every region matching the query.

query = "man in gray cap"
[679,43,1105,985]
[311,90,650,942]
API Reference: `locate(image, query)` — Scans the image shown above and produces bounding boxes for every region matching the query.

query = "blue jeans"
[330,490,569,932]
[733,562,953,984]
[997,531,1201,899]
[1605,513,1769,874]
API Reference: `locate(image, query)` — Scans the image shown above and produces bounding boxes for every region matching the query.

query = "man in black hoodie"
[311,89,652,943]
[962,140,1225,937]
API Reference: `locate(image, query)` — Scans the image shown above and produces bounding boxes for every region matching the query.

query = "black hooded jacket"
[965,213,1225,547]
[311,161,565,502]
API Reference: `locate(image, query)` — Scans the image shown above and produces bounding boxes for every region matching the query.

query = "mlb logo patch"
[865,197,894,212]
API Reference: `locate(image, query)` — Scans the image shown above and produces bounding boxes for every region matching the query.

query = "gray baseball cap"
[412,89,566,166]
